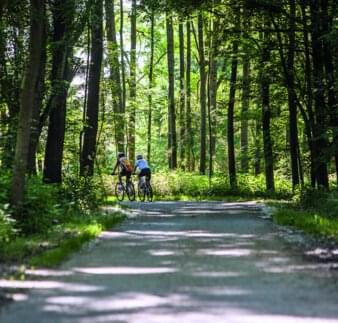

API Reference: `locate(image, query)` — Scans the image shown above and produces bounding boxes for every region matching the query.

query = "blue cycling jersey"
[135,159,150,170]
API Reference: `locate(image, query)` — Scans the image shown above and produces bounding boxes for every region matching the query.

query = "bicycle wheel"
[146,183,153,202]
[115,182,125,201]
[138,183,146,202]
[126,181,136,201]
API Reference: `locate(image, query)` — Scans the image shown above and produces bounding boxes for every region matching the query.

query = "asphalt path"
[1,201,338,323]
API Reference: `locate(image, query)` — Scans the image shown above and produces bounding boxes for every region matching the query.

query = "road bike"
[137,176,153,202]
[114,176,135,202]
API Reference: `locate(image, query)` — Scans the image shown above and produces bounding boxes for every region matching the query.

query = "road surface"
[1,201,338,323]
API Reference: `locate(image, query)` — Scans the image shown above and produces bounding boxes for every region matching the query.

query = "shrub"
[0,204,17,243]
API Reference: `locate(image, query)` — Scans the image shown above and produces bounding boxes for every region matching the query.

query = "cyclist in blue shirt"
[134,154,151,183]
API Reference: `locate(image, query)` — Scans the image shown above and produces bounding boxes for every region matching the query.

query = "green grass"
[273,207,338,242]
[0,211,125,268]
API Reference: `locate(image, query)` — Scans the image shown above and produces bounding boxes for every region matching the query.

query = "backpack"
[121,158,133,172]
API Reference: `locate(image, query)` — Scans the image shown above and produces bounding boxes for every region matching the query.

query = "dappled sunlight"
[0,280,102,292]
[148,250,177,256]
[191,271,245,278]
[197,248,252,257]
[44,293,168,313]
[73,266,178,275]
[100,231,133,239]
[180,286,251,296]
[24,269,73,277]
[260,263,338,274]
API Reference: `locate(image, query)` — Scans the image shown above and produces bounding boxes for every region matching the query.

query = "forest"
[0,0,337,261]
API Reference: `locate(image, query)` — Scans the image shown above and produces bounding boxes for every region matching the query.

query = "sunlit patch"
[24,269,73,277]
[197,248,252,257]
[74,267,178,275]
[261,262,338,273]
[6,293,28,301]
[148,250,177,256]
[126,230,254,239]
[44,293,168,313]
[191,271,245,278]
[100,231,133,239]
[180,286,251,296]
[0,280,102,292]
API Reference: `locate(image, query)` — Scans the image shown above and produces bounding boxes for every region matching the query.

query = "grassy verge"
[271,202,338,243]
[0,210,125,269]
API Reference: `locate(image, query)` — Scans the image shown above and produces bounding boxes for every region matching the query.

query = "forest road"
[1,201,338,323]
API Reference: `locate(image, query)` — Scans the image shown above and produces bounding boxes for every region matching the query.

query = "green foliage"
[151,171,292,199]
[0,204,17,243]
[60,175,106,214]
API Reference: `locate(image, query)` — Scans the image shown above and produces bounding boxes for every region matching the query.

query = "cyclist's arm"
[112,161,119,174]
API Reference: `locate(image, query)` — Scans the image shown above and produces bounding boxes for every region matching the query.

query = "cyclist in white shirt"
[134,154,151,183]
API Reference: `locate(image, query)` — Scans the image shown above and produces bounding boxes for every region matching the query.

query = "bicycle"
[113,175,135,202]
[137,176,153,202]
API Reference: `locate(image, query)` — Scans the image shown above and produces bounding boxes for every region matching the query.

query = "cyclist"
[134,154,151,186]
[111,152,133,184]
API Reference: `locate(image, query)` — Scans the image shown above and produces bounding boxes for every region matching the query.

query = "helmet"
[136,154,143,160]
[117,152,125,158]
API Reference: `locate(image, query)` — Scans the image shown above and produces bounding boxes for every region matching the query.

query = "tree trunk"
[185,20,193,171]
[310,1,329,189]
[119,0,126,128]
[301,2,316,187]
[128,0,136,163]
[105,0,124,152]
[178,21,185,168]
[166,12,177,169]
[43,0,71,183]
[261,28,274,192]
[198,13,207,174]
[10,0,44,209]
[80,0,103,176]
[147,10,155,162]
[27,17,47,174]
[240,52,250,173]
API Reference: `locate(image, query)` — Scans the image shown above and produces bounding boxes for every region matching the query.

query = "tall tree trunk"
[301,2,316,187]
[10,0,44,209]
[198,13,207,174]
[80,0,103,176]
[185,19,193,171]
[178,20,185,168]
[105,0,124,152]
[240,52,250,173]
[261,30,274,192]
[310,1,329,189]
[208,17,218,177]
[227,38,238,190]
[27,17,47,174]
[287,0,300,189]
[128,0,136,162]
[166,12,177,169]
[119,0,126,129]
[43,0,71,183]
[321,0,338,185]
[147,10,155,162]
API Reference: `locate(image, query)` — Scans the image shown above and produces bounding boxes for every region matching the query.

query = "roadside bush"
[0,204,17,243]
[151,172,292,199]
[61,175,106,214]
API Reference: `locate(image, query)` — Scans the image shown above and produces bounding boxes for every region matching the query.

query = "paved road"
[1,201,338,323]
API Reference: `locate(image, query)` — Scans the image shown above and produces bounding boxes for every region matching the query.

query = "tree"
[105,0,124,152]
[198,13,207,175]
[166,12,177,169]
[10,0,44,209]
[128,0,137,162]
[80,0,103,176]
